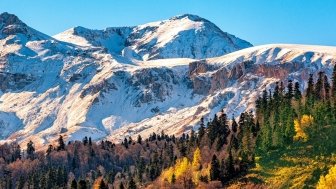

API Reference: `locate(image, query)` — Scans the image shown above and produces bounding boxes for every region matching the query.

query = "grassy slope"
[233,125,336,189]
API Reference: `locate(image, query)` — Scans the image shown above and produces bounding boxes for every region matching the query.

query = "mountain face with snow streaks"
[54,14,252,60]
[0,12,335,146]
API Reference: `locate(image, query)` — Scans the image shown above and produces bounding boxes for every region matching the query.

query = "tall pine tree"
[294,82,302,100]
[210,154,220,181]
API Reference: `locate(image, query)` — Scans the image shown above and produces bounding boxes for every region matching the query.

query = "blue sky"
[0,0,335,46]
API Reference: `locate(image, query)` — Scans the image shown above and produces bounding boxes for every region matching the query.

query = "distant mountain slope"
[0,12,335,147]
[109,44,336,141]
[54,14,252,60]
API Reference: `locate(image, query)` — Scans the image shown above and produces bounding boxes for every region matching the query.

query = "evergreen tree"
[128,177,136,189]
[252,120,260,137]
[231,117,238,133]
[89,137,92,146]
[224,149,235,181]
[171,173,176,184]
[208,114,219,145]
[70,179,77,189]
[57,135,65,151]
[237,113,245,142]
[72,147,80,169]
[123,138,129,149]
[136,157,145,182]
[12,144,21,161]
[26,140,35,159]
[167,143,174,163]
[16,176,25,189]
[46,144,53,156]
[332,64,336,99]
[286,80,294,100]
[324,75,331,101]
[210,154,220,181]
[280,81,285,97]
[216,112,230,150]
[189,129,196,147]
[294,82,302,100]
[260,119,272,151]
[232,136,239,151]
[284,107,295,143]
[273,82,280,102]
[137,135,142,144]
[119,182,125,189]
[241,112,254,161]
[98,179,108,189]
[83,136,88,145]
[315,72,324,101]
[56,167,67,187]
[261,89,268,112]
[306,74,315,107]
[332,64,336,118]
[78,180,87,189]
[198,118,206,143]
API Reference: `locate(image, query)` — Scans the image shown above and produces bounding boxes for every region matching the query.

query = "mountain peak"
[0,12,51,41]
[71,26,92,34]
[54,14,252,60]
[0,12,25,28]
[0,12,30,37]
[171,14,207,22]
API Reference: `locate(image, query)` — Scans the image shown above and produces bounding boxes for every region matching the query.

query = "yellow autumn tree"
[175,157,190,178]
[316,165,336,189]
[294,114,313,142]
[161,148,208,186]
[300,114,314,128]
[161,166,175,183]
[293,119,307,141]
[192,147,202,185]
[192,147,202,171]
[161,157,191,184]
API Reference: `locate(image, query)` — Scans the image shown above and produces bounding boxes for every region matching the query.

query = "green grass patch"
[245,126,336,188]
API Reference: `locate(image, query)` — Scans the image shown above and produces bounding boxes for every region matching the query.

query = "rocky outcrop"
[0,12,27,35]
[189,59,319,95]
[130,68,178,106]
[80,80,117,98]
[0,72,35,91]
[189,60,216,76]
[189,60,252,95]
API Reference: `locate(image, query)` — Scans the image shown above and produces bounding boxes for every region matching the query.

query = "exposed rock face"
[0,12,49,41]
[0,12,22,25]
[80,80,117,98]
[0,72,35,91]
[130,68,178,106]
[189,60,216,76]
[189,59,320,96]
[0,12,27,35]
[188,60,250,95]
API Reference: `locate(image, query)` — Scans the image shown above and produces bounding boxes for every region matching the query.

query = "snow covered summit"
[54,14,252,60]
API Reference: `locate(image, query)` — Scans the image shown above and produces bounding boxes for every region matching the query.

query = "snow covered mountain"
[54,14,252,60]
[0,12,335,147]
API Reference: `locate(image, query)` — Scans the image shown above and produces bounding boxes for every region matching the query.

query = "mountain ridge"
[54,13,252,60]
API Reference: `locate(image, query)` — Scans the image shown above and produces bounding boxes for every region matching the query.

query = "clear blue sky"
[1,0,335,46]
